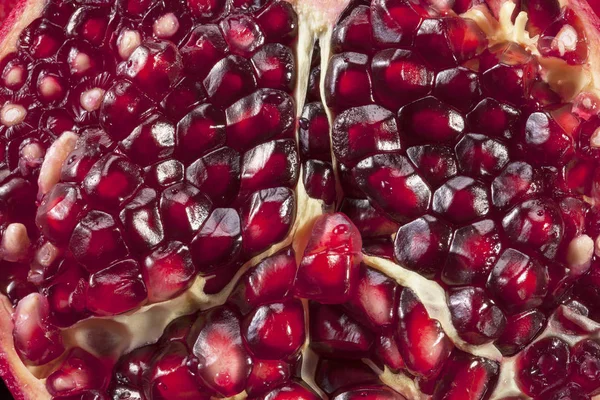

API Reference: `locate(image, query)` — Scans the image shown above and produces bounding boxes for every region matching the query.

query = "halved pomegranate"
[2,0,600,399]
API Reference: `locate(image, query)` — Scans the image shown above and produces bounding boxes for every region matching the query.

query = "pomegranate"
[2,0,600,398]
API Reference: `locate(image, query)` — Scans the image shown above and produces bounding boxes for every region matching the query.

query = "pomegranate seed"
[332,105,401,165]
[442,219,501,286]
[345,266,399,330]
[180,25,227,79]
[225,89,294,151]
[325,52,373,109]
[433,67,480,112]
[252,381,319,400]
[521,0,561,35]
[406,145,458,187]
[66,7,109,46]
[119,114,175,166]
[145,159,184,189]
[299,102,331,161]
[160,182,212,241]
[294,213,362,304]
[251,43,295,92]
[374,330,405,372]
[100,80,151,139]
[144,342,209,400]
[455,134,509,178]
[316,358,378,395]
[186,147,241,205]
[120,40,183,99]
[142,241,196,302]
[341,198,399,238]
[188,306,251,396]
[303,160,336,205]
[487,248,549,313]
[538,9,588,65]
[495,309,546,356]
[397,288,453,377]
[229,248,296,314]
[83,153,142,209]
[69,210,128,273]
[522,111,575,166]
[432,176,490,223]
[539,383,591,400]
[255,1,298,44]
[18,18,65,59]
[35,183,84,244]
[353,153,431,222]
[447,286,506,345]
[190,208,242,274]
[86,259,148,316]
[161,78,207,120]
[467,97,520,139]
[331,385,406,400]
[46,348,110,397]
[516,337,571,396]
[571,339,600,394]
[332,5,373,53]
[246,359,291,396]
[431,351,499,400]
[370,0,427,46]
[13,293,64,365]
[203,55,257,107]
[242,299,305,360]
[310,302,374,358]
[399,96,465,144]
[113,344,155,388]
[119,187,165,252]
[176,104,226,163]
[491,161,536,209]
[220,13,265,57]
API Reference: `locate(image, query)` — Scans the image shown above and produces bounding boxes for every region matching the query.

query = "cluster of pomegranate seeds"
[2,0,600,398]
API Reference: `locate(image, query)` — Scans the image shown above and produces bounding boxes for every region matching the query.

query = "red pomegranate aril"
[487,248,549,313]
[345,266,399,330]
[569,339,600,394]
[523,111,575,166]
[294,213,362,304]
[69,210,127,273]
[467,97,520,139]
[353,153,431,223]
[144,159,184,189]
[433,67,480,112]
[31,63,68,105]
[13,293,64,365]
[228,248,296,314]
[246,359,292,396]
[119,40,183,99]
[46,347,110,397]
[431,351,499,400]
[83,153,142,209]
[242,299,305,360]
[251,43,295,92]
[239,139,299,196]
[119,114,175,167]
[516,336,572,397]
[397,288,453,378]
[299,102,331,161]
[491,161,537,209]
[186,147,241,205]
[203,55,257,107]
[447,286,506,345]
[521,0,561,35]
[481,42,538,106]
[186,0,224,19]
[255,1,298,44]
[161,78,207,121]
[190,207,241,274]
[160,182,212,241]
[1,55,27,90]
[307,65,321,102]
[187,306,251,396]
[495,309,546,356]
[310,302,374,358]
[240,187,295,255]
[370,48,433,112]
[119,187,165,252]
[331,105,402,165]
[370,0,426,46]
[432,176,490,224]
[220,13,265,57]
[315,358,379,395]
[442,219,502,286]
[325,52,373,109]
[539,383,591,400]
[100,80,151,139]
[113,344,155,388]
[86,258,145,315]
[332,385,406,400]
[538,8,588,65]
[332,5,373,52]
[399,96,465,144]
[406,145,458,187]
[340,198,399,238]
[225,88,294,151]
[142,241,196,303]
[144,341,208,400]
[66,7,110,46]
[394,214,451,278]
[35,183,83,244]
[180,24,227,79]
[176,104,226,163]
[455,134,510,178]
[250,381,319,400]
[374,330,405,372]
[303,160,336,205]
[502,198,564,259]
[18,18,65,59]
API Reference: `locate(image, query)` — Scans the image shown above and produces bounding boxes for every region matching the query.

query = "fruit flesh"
[1,0,600,399]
